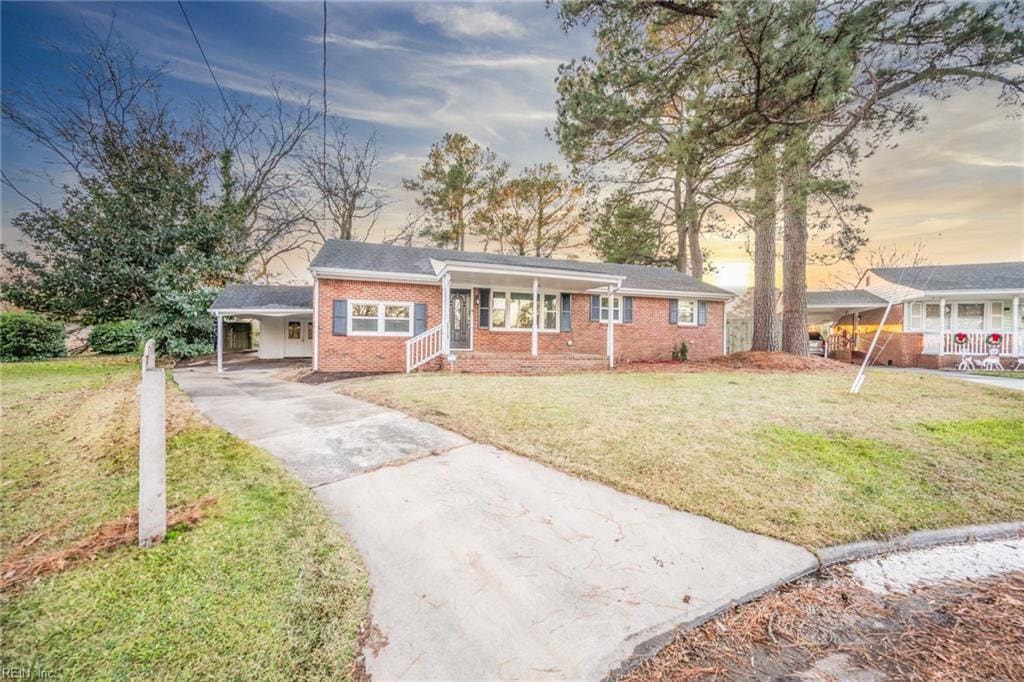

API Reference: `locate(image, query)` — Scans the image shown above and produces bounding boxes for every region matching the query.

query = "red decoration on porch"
[954,332,968,346]
[987,332,1003,346]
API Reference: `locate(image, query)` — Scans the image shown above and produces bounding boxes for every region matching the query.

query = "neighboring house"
[209,240,734,373]
[806,261,1024,368]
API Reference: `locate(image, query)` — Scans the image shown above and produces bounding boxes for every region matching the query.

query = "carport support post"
[216,313,224,373]
[531,277,539,356]
[138,339,166,547]
[850,300,892,394]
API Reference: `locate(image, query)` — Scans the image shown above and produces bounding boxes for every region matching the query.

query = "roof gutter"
[309,266,440,284]
[616,286,734,301]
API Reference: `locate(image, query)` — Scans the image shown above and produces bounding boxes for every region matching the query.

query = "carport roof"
[806,290,887,309]
[210,284,313,311]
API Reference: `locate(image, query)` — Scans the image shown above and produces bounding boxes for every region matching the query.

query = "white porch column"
[441,272,451,354]
[938,298,946,356]
[531,277,539,356]
[216,313,224,373]
[312,278,320,371]
[606,285,616,368]
[1013,295,1020,354]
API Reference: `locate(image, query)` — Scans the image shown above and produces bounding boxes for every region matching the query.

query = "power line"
[322,0,328,232]
[177,0,231,113]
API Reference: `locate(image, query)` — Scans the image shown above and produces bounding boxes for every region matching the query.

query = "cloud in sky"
[1,1,1021,284]
[414,4,525,38]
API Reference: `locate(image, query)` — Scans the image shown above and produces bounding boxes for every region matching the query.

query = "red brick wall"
[832,304,922,367]
[317,279,442,372]
[316,280,726,372]
[469,292,723,363]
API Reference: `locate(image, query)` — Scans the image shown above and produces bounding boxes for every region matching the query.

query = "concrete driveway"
[176,363,817,680]
[174,362,469,486]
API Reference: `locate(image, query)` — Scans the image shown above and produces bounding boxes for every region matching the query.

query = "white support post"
[1013,295,1020,354]
[850,300,893,394]
[938,297,946,357]
[531,277,539,357]
[441,272,451,355]
[606,285,617,368]
[312,278,320,371]
[139,339,166,547]
[216,313,224,373]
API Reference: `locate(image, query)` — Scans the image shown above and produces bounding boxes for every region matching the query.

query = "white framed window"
[677,298,697,326]
[489,290,558,331]
[923,303,952,332]
[956,302,985,331]
[599,295,621,323]
[906,302,923,331]
[348,300,414,336]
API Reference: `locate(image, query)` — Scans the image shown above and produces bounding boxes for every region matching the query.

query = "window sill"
[677,322,698,328]
[487,327,559,333]
[348,331,413,338]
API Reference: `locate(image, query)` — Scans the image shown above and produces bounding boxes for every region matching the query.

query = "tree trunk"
[781,134,810,356]
[672,167,690,275]
[684,174,703,280]
[750,138,778,352]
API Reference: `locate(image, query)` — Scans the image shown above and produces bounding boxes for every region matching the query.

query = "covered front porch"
[909,295,1022,360]
[406,260,624,373]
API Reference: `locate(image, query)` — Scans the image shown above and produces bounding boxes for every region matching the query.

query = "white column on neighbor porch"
[216,313,224,373]
[531,277,539,356]
[441,272,451,354]
[939,297,946,357]
[1013,295,1020,354]
[606,285,616,368]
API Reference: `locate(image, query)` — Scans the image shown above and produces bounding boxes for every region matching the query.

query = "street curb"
[815,520,1024,567]
[605,520,1024,680]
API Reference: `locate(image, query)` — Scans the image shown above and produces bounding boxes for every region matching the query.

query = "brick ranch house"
[209,240,735,373]
[805,261,1024,369]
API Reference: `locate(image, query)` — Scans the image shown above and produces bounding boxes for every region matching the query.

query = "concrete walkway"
[175,363,817,681]
[896,367,1024,392]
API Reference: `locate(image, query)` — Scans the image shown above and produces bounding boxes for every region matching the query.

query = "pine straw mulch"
[621,568,1024,681]
[620,351,852,374]
[0,497,217,592]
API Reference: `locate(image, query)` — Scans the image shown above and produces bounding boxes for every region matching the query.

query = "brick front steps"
[428,351,609,374]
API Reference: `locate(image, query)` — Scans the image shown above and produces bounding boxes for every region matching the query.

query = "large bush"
[0,312,66,362]
[89,320,142,354]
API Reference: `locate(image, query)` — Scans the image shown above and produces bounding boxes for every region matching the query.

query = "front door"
[449,289,471,350]
[284,319,308,357]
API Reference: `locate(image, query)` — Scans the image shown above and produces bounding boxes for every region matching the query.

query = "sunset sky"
[3,1,1022,290]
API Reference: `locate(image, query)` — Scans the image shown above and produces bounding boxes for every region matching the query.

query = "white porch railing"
[923,331,1020,356]
[405,324,445,373]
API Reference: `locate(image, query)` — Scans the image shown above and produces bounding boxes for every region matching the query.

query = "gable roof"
[210,284,313,311]
[870,262,1024,292]
[310,240,733,298]
[806,289,887,308]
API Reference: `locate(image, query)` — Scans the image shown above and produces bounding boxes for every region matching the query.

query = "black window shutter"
[590,294,600,322]
[332,300,348,336]
[697,301,707,326]
[414,303,428,335]
[668,299,678,325]
[478,288,490,328]
[623,296,634,323]
[560,293,572,332]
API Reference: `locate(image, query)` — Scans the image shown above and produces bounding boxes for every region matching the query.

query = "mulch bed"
[620,568,1024,681]
[0,497,216,591]
[621,351,851,374]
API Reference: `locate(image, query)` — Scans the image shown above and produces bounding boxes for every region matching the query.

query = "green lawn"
[1,356,369,679]
[340,368,1024,549]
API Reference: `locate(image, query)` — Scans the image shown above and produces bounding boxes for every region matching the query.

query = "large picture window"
[489,290,558,331]
[956,303,985,331]
[348,301,413,336]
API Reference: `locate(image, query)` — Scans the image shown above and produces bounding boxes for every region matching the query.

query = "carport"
[806,289,889,356]
[209,284,314,373]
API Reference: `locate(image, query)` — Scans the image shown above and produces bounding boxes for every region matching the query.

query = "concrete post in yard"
[216,313,224,373]
[139,339,166,547]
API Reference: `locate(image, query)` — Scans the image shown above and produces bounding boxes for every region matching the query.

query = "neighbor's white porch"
[906,295,1022,357]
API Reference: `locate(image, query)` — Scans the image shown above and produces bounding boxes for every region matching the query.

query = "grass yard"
[340,368,1024,549]
[1,356,369,679]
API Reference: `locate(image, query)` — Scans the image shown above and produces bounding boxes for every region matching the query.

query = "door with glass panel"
[449,289,471,349]
[284,319,307,357]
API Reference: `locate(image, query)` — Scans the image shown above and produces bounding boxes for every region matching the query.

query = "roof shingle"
[870,262,1024,291]
[310,240,733,297]
[210,284,313,311]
